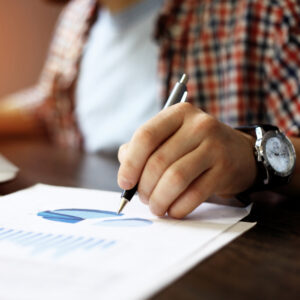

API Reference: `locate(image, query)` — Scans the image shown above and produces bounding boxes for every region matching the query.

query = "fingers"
[118,103,191,189]
[167,167,219,219]
[148,141,214,216]
[117,103,257,219]
[137,120,204,203]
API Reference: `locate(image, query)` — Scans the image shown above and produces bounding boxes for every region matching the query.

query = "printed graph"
[0,227,116,259]
[38,209,153,227]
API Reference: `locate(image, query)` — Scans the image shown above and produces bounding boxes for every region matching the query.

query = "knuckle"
[141,153,167,187]
[190,115,205,135]
[188,113,219,137]
[134,126,156,148]
[120,158,137,176]
[202,115,220,133]
[167,167,187,188]
[148,151,166,171]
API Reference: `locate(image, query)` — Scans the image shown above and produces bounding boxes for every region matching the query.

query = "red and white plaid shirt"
[25,0,300,148]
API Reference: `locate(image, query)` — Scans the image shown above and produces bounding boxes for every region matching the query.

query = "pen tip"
[117,197,129,214]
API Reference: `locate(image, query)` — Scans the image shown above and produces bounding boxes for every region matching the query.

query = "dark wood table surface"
[0,137,299,300]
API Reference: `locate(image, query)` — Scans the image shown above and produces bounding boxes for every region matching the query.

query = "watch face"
[264,133,296,175]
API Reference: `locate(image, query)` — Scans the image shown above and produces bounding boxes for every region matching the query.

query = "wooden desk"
[0,138,299,299]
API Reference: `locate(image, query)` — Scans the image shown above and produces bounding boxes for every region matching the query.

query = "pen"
[117,74,189,214]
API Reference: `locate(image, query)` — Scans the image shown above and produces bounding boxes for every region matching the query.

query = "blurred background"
[0,0,64,98]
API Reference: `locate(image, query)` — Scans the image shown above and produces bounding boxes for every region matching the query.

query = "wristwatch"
[236,125,296,192]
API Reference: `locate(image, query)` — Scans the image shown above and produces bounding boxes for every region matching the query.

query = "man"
[1,0,299,218]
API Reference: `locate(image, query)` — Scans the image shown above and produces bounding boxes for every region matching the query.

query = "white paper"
[0,184,254,300]
[140,221,256,300]
[0,154,18,183]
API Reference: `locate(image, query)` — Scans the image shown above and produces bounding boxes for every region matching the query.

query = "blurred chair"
[0,0,63,98]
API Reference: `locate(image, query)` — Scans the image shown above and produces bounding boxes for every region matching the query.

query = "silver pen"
[117,74,189,214]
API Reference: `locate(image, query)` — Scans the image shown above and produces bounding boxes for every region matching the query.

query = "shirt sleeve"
[0,85,47,112]
[263,2,300,137]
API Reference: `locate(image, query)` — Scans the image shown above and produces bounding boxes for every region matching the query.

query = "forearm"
[0,98,43,137]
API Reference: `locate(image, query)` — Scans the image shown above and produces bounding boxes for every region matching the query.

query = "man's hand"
[118,103,257,219]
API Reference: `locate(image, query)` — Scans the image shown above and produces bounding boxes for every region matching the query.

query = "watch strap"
[235,124,278,135]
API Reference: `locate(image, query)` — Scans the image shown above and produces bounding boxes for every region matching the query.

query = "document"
[0,154,18,183]
[0,184,255,300]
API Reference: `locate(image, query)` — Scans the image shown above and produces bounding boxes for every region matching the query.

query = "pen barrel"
[163,83,187,109]
[121,184,138,202]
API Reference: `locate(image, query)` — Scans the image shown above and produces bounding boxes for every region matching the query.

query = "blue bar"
[22,234,52,247]
[13,232,36,244]
[56,237,85,251]
[0,229,14,238]
[29,234,54,248]
[102,241,116,249]
[4,231,24,241]
[84,239,104,250]
[34,234,64,249]
[19,233,44,246]
[0,230,21,241]
[10,232,33,243]
[31,234,67,255]
[58,238,95,255]
[54,237,86,258]
[30,235,67,255]
[38,235,75,252]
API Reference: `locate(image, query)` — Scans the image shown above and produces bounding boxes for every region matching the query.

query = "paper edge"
[139,221,256,300]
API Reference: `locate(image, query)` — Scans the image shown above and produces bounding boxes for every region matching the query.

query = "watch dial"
[265,136,293,174]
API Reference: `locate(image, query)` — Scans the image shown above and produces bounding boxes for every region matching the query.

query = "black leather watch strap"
[235,124,278,136]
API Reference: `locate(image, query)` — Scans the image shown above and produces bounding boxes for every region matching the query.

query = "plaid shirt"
[25,0,300,148]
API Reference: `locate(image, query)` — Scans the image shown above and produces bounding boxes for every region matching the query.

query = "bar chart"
[0,227,116,259]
